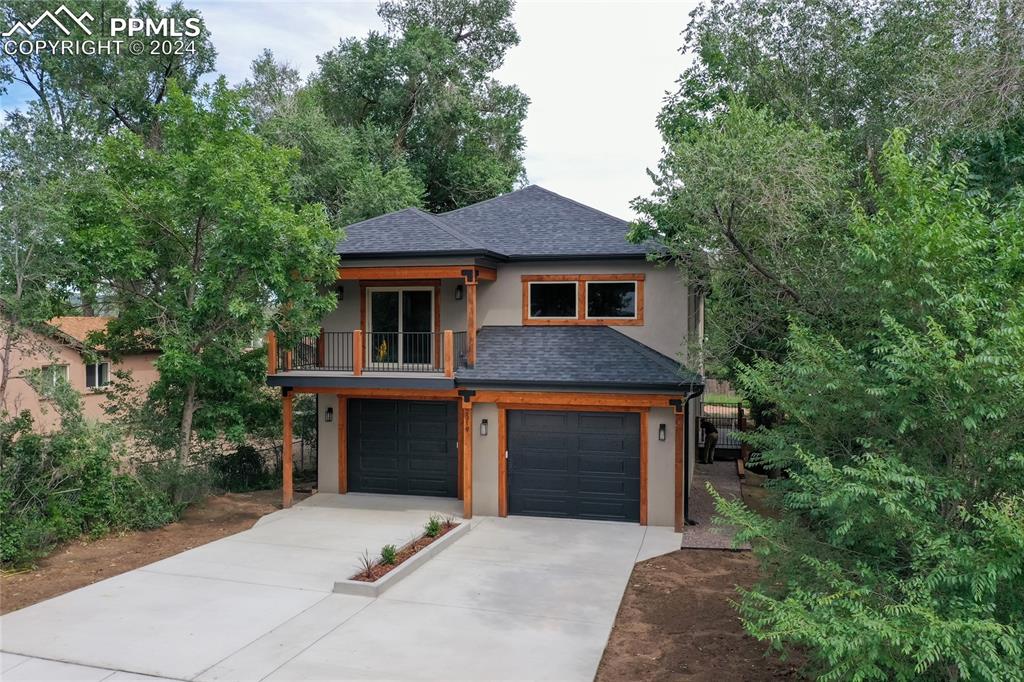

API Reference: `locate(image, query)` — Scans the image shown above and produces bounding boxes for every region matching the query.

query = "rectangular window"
[528,282,577,318]
[86,361,110,389]
[586,281,637,319]
[40,364,69,388]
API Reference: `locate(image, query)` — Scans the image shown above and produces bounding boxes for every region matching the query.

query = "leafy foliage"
[713,141,1024,681]
[380,543,398,565]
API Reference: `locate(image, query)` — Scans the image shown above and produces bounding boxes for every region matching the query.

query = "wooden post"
[266,331,277,374]
[444,330,454,377]
[317,328,325,367]
[353,330,363,376]
[461,399,473,518]
[338,396,347,493]
[284,350,293,371]
[674,410,684,532]
[467,280,478,365]
[282,392,293,508]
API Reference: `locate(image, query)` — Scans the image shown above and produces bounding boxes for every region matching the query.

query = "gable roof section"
[47,316,114,349]
[455,325,702,391]
[336,185,653,260]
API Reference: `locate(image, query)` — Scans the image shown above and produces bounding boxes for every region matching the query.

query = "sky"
[1,0,698,219]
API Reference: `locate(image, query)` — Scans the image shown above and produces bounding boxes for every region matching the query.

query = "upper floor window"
[39,364,69,388]
[86,361,110,389]
[528,282,577,318]
[522,274,644,326]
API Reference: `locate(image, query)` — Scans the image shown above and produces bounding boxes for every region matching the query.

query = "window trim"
[521,274,644,326]
[584,280,639,320]
[526,280,579,320]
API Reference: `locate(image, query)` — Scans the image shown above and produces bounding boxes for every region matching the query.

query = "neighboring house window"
[528,282,577,318]
[85,361,110,389]
[39,364,69,388]
[522,274,644,326]
[586,281,636,319]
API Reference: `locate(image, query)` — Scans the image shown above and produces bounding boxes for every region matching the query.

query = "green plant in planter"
[380,544,397,565]
[441,513,457,529]
[424,515,442,538]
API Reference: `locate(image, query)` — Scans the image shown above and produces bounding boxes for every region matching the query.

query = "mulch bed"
[351,523,457,582]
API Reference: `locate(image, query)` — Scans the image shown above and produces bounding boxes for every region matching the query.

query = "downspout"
[683,389,702,526]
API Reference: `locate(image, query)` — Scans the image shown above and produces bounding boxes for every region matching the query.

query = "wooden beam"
[290,387,459,400]
[466,281,478,365]
[461,400,473,518]
[352,330,363,376]
[444,330,454,378]
[640,411,649,526]
[498,407,508,517]
[473,391,679,408]
[675,410,684,532]
[339,265,496,281]
[338,396,348,494]
[266,331,277,374]
[282,393,293,508]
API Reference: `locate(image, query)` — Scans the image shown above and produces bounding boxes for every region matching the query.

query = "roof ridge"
[410,208,493,252]
[526,185,630,225]
[439,184,531,217]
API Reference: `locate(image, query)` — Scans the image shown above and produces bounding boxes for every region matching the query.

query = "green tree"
[716,139,1024,681]
[314,0,529,211]
[70,82,338,481]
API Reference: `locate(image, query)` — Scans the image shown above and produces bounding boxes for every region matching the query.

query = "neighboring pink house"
[2,317,160,432]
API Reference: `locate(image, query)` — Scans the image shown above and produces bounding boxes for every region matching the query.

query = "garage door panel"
[348,400,458,497]
[508,410,640,523]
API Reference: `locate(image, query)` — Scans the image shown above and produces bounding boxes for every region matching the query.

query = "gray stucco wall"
[317,394,339,494]
[471,403,500,517]
[322,279,466,334]
[647,406,676,527]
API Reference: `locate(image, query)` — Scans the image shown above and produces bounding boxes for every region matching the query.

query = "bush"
[0,412,201,567]
[209,445,275,493]
[380,544,397,565]
[423,515,442,538]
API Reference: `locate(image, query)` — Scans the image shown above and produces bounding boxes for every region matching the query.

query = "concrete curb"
[333,521,471,598]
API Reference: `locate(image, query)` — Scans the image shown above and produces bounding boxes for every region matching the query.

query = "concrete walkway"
[0,494,681,681]
[681,461,751,550]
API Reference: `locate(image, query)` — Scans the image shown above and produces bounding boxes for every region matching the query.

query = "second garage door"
[507,410,641,522]
[347,399,458,497]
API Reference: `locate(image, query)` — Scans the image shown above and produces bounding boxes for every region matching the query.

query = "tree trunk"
[173,379,197,503]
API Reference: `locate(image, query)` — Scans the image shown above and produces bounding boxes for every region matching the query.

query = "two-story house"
[266,186,704,531]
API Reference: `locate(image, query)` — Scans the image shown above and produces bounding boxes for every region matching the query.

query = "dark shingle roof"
[336,185,652,260]
[455,326,702,390]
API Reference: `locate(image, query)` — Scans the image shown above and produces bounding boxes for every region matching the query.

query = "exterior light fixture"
[480,418,488,436]
[325,407,334,423]
[454,284,464,300]
[658,423,666,441]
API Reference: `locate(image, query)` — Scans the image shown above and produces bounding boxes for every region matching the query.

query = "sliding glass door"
[367,288,434,368]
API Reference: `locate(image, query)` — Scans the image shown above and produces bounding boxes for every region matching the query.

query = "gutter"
[682,387,704,526]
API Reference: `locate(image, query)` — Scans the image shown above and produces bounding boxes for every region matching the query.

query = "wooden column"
[461,399,473,518]
[338,396,348,494]
[674,410,684,532]
[352,330,363,376]
[266,331,277,374]
[284,350,293,371]
[466,281,478,365]
[444,330,454,377]
[282,392,293,508]
[640,411,649,526]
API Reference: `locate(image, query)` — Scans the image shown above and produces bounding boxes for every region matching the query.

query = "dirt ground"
[598,472,804,681]
[0,489,304,615]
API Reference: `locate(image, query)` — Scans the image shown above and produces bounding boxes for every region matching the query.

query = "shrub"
[210,445,275,492]
[380,544,398,565]
[423,515,442,538]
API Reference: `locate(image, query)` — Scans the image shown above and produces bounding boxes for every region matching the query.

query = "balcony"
[267,330,470,377]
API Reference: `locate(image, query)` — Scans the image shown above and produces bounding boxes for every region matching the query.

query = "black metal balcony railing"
[274,330,472,374]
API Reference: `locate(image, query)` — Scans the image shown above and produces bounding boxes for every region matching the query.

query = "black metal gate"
[698,400,746,457]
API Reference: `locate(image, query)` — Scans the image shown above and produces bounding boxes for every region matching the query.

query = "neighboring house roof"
[48,316,114,347]
[336,185,653,260]
[455,326,702,390]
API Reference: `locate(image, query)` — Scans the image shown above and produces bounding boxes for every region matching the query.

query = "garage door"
[347,399,458,497]
[507,410,641,522]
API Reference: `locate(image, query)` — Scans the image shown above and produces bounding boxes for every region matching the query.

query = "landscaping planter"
[333,521,470,598]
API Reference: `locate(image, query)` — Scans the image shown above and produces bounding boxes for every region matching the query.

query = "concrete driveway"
[0,493,680,681]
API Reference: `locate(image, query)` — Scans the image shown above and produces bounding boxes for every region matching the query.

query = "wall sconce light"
[479,418,488,436]
[336,284,344,302]
[454,284,464,301]
[325,407,334,423]
[658,423,666,441]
